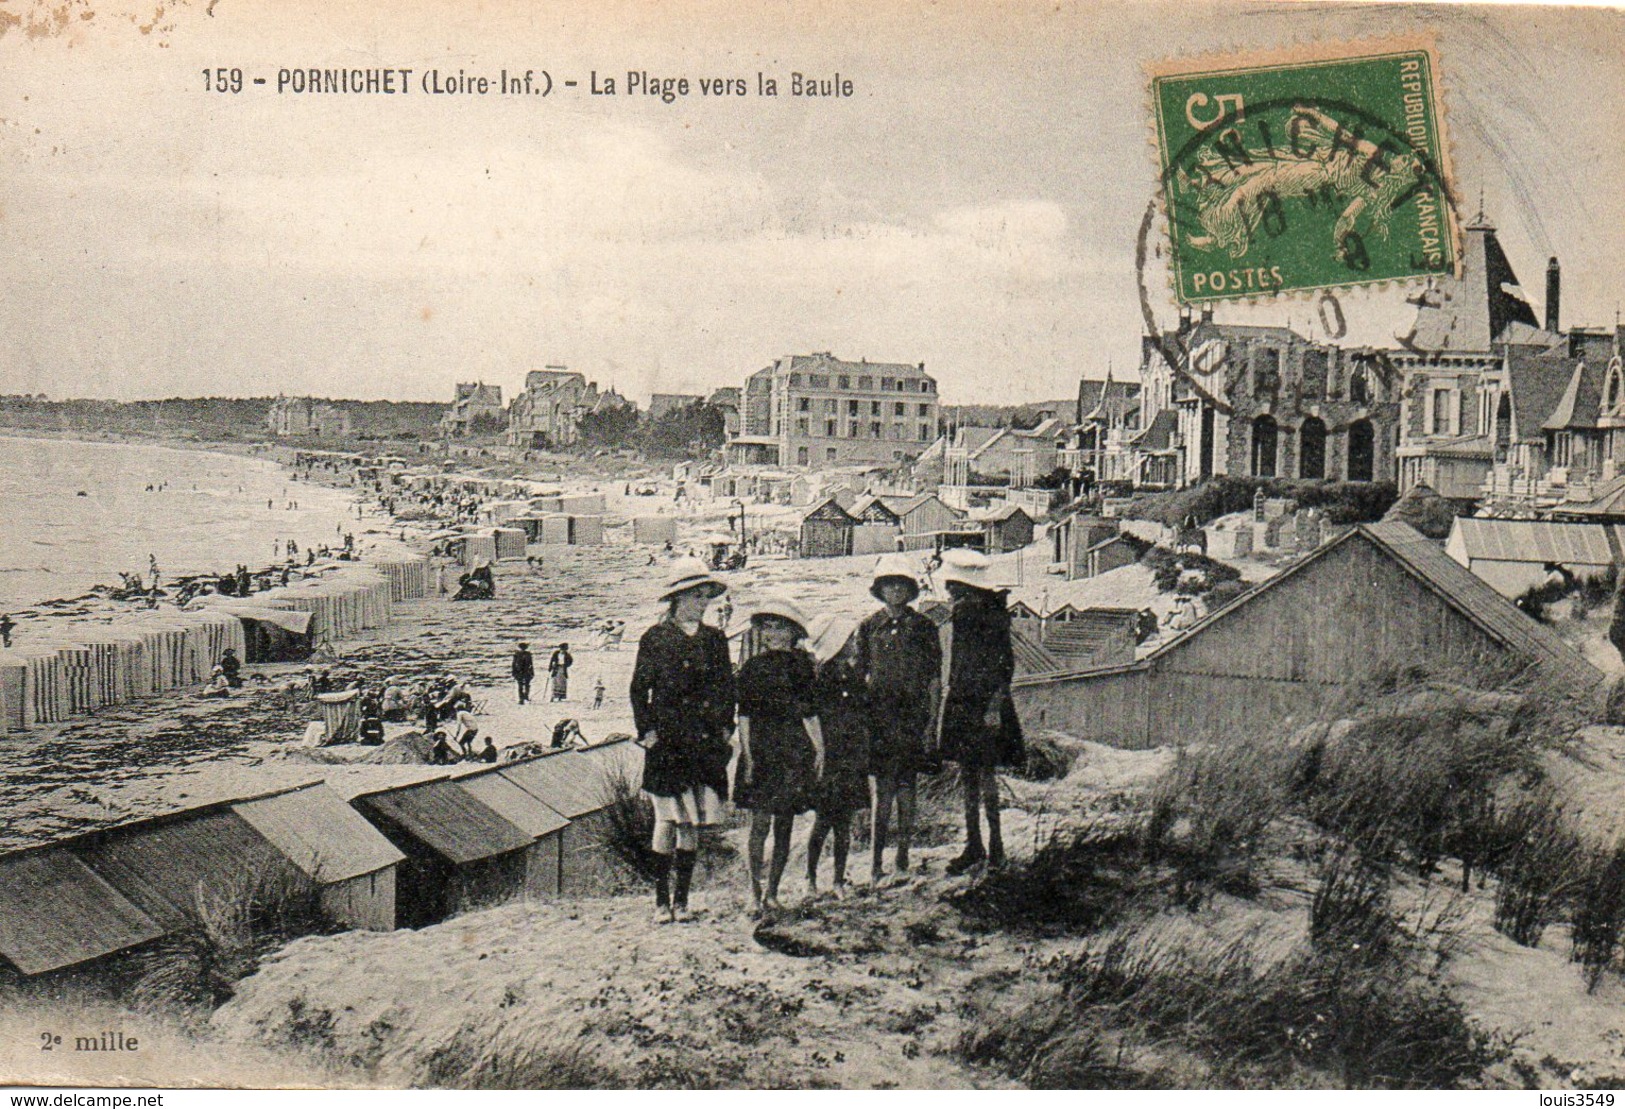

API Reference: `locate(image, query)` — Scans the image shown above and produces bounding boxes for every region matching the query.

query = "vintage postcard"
[3,0,1625,1097]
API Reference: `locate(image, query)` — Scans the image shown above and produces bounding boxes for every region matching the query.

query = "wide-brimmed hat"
[659,556,727,602]
[870,553,921,602]
[750,594,809,637]
[939,548,997,591]
[808,614,859,663]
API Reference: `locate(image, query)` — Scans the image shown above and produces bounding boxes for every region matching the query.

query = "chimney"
[1546,256,1561,333]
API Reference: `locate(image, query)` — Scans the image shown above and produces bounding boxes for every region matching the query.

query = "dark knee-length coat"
[939,587,1025,769]
[629,619,737,798]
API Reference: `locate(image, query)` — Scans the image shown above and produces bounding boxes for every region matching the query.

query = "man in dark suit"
[512,642,535,704]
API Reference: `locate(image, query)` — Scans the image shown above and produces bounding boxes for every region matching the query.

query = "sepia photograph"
[3,0,1625,1093]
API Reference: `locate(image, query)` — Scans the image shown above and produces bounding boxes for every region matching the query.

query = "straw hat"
[939,547,996,591]
[870,553,921,602]
[659,556,727,602]
[750,594,809,637]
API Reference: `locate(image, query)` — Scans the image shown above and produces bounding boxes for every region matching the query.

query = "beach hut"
[493,527,528,561]
[568,515,605,545]
[315,689,361,744]
[451,767,571,899]
[631,515,677,546]
[496,750,623,895]
[798,497,856,559]
[0,848,165,977]
[69,784,403,936]
[1444,517,1624,598]
[349,779,533,928]
[560,493,607,515]
[230,784,405,931]
[971,504,1036,554]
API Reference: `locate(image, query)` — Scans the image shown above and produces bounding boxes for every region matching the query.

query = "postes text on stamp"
[1150,38,1457,304]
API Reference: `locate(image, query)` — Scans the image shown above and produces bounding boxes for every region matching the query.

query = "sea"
[0,435,362,612]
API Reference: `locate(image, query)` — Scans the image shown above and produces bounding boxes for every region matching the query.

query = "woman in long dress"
[629,558,736,924]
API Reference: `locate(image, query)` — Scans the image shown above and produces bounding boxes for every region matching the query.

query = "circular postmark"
[1137,92,1466,403]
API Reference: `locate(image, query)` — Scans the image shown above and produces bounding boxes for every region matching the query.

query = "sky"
[3,0,1623,407]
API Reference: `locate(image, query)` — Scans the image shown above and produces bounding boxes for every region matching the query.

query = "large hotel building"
[730,352,940,467]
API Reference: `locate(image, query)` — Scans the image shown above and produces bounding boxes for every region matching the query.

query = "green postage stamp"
[1150,37,1458,304]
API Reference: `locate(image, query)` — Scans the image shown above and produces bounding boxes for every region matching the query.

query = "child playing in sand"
[592,676,605,710]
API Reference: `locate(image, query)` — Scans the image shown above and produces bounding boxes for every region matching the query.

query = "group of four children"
[628,548,1024,921]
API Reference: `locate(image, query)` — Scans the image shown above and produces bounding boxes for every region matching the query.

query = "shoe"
[989,847,1007,870]
[895,850,911,873]
[653,906,675,925]
[944,849,987,877]
[674,907,695,923]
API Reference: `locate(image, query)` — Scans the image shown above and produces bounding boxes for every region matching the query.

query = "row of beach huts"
[0,552,432,734]
[0,740,643,980]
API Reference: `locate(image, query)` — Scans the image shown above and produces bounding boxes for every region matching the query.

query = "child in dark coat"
[735,596,825,914]
[807,618,869,893]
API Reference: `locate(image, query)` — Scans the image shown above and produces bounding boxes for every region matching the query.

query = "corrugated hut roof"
[1450,517,1621,567]
[352,780,532,865]
[454,771,569,839]
[497,751,609,819]
[0,849,165,975]
[572,738,644,785]
[72,810,289,932]
[233,783,405,883]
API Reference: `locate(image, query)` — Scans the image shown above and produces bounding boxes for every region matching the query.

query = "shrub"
[1140,546,1243,597]
[1490,792,1583,947]
[599,764,666,884]
[1121,478,1398,530]
[1570,841,1625,992]
[1145,742,1288,907]
[1015,731,1075,782]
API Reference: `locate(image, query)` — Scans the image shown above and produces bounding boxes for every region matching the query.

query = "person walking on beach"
[629,557,736,924]
[548,643,573,701]
[807,617,868,896]
[855,554,940,881]
[512,642,535,704]
[734,596,825,916]
[0,613,14,649]
[592,676,605,710]
[937,549,1025,876]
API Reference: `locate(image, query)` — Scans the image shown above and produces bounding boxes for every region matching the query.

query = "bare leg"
[870,773,894,880]
[807,811,832,892]
[895,777,917,872]
[981,767,1005,866]
[747,811,772,911]
[767,812,795,905]
[831,811,851,887]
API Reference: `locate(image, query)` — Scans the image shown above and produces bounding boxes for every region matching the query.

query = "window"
[1430,388,1453,435]
[1554,432,1572,467]
[871,421,883,438]
[824,398,837,414]
[1302,350,1328,399]
[847,399,859,415]
[919,423,931,440]
[790,374,801,387]
[1254,349,1281,396]
[894,402,906,416]
[859,376,873,389]
[922,380,934,392]
[882,377,895,390]
[871,401,881,415]
[891,424,904,440]
[1349,367,1370,405]
[796,418,809,435]
[825,419,837,437]
[826,447,838,461]
[809,374,829,388]
[838,375,850,389]
[798,397,810,412]
[797,446,809,465]
[849,423,860,438]
[918,403,930,416]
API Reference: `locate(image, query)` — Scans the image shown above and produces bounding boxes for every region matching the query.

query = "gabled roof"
[800,496,857,524]
[233,783,405,883]
[951,426,1007,455]
[884,492,953,519]
[351,780,532,865]
[1124,522,1602,689]
[968,503,1031,523]
[497,751,609,820]
[1132,408,1180,452]
[0,849,164,975]
[1077,377,1141,424]
[1407,221,1550,353]
[1447,517,1622,567]
[1506,344,1576,440]
[454,771,570,839]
